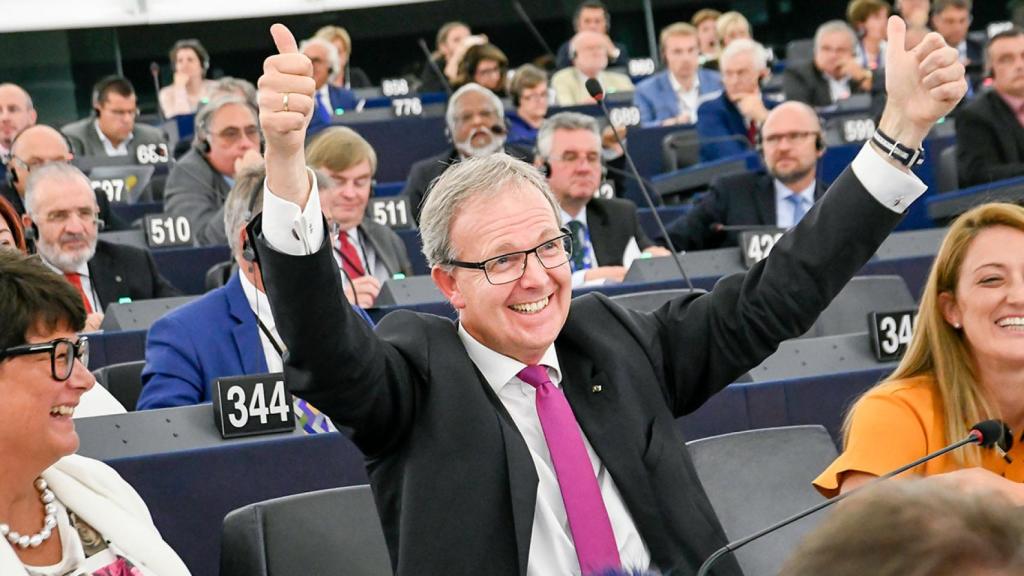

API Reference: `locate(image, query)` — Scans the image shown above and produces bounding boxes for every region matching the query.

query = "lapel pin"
[591,385,602,393]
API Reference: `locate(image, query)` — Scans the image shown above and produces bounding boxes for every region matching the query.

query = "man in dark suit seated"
[956,27,1024,187]
[697,38,779,162]
[634,22,723,127]
[21,163,178,332]
[136,164,371,425]
[932,0,983,92]
[783,21,877,108]
[537,112,669,286]
[2,125,126,230]
[61,76,167,159]
[250,21,964,575]
[663,101,828,251]
[164,95,263,246]
[300,37,357,135]
[554,0,629,70]
[403,83,528,222]
[307,126,414,308]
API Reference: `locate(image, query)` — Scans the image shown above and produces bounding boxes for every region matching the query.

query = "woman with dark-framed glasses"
[0,251,189,575]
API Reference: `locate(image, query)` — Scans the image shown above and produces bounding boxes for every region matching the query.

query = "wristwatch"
[870,128,925,168]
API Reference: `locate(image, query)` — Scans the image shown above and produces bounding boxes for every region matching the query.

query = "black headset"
[91,76,137,118]
[241,179,262,263]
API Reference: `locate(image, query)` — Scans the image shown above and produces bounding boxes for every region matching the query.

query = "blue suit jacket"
[696,92,778,162]
[138,272,372,409]
[634,68,723,127]
[308,85,359,135]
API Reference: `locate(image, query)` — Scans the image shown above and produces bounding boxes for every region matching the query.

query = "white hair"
[814,20,858,53]
[25,163,98,273]
[300,37,341,75]
[720,38,769,72]
[535,112,600,159]
[445,83,505,133]
[24,163,93,218]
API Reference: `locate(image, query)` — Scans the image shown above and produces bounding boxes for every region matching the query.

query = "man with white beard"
[403,83,530,223]
[22,164,179,331]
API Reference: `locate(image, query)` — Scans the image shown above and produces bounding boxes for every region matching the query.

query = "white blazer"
[0,455,190,575]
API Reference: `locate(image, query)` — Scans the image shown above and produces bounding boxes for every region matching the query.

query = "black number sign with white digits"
[869,310,918,362]
[144,214,193,248]
[213,373,295,438]
[739,230,785,268]
[136,143,170,164]
[842,117,876,144]
[392,97,423,118]
[369,197,414,229]
[381,78,410,97]
[91,178,126,203]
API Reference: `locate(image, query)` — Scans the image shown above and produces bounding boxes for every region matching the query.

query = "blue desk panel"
[152,245,231,295]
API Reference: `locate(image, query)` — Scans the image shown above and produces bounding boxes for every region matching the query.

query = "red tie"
[64,272,93,314]
[746,119,758,146]
[338,231,366,279]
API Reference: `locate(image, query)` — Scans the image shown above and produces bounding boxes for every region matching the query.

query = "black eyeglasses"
[0,337,89,382]
[444,231,573,285]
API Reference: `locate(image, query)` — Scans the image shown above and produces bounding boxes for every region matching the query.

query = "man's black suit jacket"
[782,61,871,108]
[956,89,1024,187]
[663,171,826,251]
[403,146,531,223]
[87,240,181,308]
[254,165,902,576]
[585,197,654,266]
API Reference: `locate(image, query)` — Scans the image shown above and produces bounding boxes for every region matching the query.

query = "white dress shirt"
[239,271,283,372]
[94,121,132,157]
[773,179,817,229]
[260,142,927,572]
[668,71,700,123]
[458,324,650,574]
[826,75,852,103]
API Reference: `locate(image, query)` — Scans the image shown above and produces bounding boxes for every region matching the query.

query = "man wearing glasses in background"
[661,101,827,252]
[22,163,178,332]
[165,95,263,246]
[61,76,167,159]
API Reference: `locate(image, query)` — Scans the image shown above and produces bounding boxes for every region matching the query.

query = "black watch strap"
[870,128,925,168]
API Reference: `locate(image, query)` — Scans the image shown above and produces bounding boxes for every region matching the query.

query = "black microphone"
[694,419,1013,576]
[150,62,165,124]
[585,78,694,291]
[511,0,556,61]
[417,38,452,96]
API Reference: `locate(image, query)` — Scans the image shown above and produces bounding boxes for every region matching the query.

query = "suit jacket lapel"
[585,202,616,267]
[87,244,119,309]
[754,174,776,225]
[358,221,398,278]
[226,274,269,373]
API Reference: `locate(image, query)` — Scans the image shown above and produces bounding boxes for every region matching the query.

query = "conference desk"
[83,361,888,576]
[925,174,1024,222]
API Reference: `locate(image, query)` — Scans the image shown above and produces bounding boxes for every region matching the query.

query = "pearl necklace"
[0,478,58,549]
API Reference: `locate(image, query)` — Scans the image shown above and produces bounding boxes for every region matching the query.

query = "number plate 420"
[213,373,296,438]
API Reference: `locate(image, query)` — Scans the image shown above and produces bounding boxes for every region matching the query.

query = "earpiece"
[241,179,263,263]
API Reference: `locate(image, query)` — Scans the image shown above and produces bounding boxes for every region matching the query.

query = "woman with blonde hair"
[313,25,371,89]
[815,203,1024,503]
[716,11,752,48]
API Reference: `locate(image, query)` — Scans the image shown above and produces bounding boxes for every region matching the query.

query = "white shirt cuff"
[850,142,927,213]
[261,167,324,256]
[571,269,587,288]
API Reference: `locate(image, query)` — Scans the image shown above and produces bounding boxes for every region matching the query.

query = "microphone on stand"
[694,419,1014,576]
[585,78,693,290]
[417,38,452,96]
[150,62,165,124]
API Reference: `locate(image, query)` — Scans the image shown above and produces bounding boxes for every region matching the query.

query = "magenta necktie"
[517,365,621,574]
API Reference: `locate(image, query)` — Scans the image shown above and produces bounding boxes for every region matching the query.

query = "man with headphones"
[551,30,634,106]
[783,21,877,108]
[663,101,827,252]
[554,0,629,69]
[300,37,358,136]
[164,94,262,246]
[62,76,167,158]
[21,162,178,332]
[634,22,723,127]
[538,112,669,287]
[403,83,530,223]
[956,27,1024,187]
[1,125,126,230]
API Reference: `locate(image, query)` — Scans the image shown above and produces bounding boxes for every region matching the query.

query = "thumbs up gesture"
[877,16,966,150]
[258,23,316,205]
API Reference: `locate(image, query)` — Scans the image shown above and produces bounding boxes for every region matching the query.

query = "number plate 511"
[213,373,296,438]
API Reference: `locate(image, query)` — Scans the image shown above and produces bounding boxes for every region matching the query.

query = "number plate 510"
[213,373,295,438]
